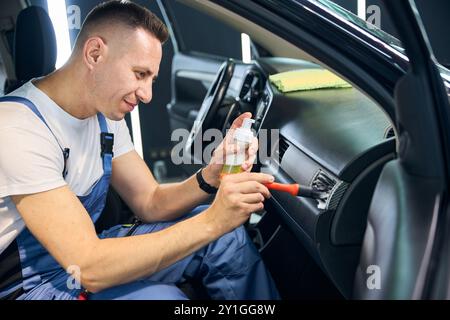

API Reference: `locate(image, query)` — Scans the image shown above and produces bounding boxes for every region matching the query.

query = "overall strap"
[96,113,114,175]
[0,96,70,178]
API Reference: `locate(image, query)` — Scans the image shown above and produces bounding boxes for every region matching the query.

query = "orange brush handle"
[264,182,299,196]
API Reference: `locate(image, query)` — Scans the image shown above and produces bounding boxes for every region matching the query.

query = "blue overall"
[0,96,280,300]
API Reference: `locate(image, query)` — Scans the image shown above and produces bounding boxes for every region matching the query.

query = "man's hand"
[203,112,258,187]
[204,172,274,234]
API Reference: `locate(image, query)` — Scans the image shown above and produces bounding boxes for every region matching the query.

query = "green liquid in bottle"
[221,118,254,179]
[221,164,243,178]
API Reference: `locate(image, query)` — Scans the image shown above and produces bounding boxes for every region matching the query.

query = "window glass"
[415,0,450,67]
[165,0,242,59]
[325,0,450,67]
[315,0,404,54]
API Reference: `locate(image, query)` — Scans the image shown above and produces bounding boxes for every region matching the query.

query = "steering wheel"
[184,59,235,162]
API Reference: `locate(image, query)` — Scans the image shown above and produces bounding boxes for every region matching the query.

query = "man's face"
[90,27,162,121]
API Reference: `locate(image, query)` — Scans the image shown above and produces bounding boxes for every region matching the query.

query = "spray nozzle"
[234,118,255,144]
[242,118,255,130]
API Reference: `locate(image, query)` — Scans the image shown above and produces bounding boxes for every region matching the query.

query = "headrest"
[14,6,57,81]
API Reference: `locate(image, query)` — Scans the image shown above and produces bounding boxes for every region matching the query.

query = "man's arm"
[12,172,272,293]
[110,150,217,222]
[111,112,258,223]
[11,185,220,293]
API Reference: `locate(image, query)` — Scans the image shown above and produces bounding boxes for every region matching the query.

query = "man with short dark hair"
[0,0,279,300]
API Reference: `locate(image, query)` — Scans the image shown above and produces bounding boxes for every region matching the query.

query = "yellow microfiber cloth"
[269,69,352,93]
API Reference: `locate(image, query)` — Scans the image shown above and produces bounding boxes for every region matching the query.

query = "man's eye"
[136,72,146,79]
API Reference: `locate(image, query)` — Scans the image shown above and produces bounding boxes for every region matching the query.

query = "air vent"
[311,170,348,211]
[384,126,396,139]
[277,137,290,163]
[311,170,336,192]
[239,72,254,100]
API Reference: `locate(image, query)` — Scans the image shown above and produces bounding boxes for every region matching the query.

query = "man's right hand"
[205,172,274,234]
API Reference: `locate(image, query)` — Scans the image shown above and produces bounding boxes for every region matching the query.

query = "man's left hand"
[202,112,258,187]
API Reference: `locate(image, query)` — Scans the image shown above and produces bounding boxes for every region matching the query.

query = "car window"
[414,0,450,68]
[164,0,242,59]
[320,0,450,68]
[313,0,405,54]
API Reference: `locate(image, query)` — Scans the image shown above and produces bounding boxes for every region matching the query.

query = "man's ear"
[83,36,107,70]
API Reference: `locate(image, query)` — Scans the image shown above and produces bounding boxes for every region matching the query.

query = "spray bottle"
[220,118,255,178]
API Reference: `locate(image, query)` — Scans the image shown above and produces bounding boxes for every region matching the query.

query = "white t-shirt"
[0,80,135,254]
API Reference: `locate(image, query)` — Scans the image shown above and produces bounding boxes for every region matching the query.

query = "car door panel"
[354,0,450,299]
[167,53,223,131]
[168,53,223,131]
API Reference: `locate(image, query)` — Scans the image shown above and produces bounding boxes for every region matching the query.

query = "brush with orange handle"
[219,172,327,199]
[263,182,328,200]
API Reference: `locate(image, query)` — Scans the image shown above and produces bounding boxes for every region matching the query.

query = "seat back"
[353,160,440,299]
[4,6,56,94]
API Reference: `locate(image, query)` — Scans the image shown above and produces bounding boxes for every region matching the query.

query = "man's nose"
[136,84,152,104]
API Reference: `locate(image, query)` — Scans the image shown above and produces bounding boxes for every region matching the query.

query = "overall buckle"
[100,132,114,157]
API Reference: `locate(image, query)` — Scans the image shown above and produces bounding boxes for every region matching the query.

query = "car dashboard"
[226,58,396,296]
